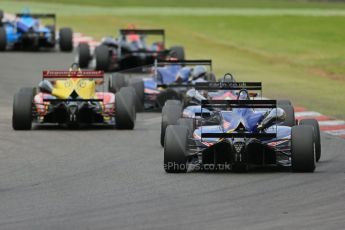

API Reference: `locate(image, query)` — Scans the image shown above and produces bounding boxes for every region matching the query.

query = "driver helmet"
[126,24,140,42]
[192,66,207,80]
[238,89,249,100]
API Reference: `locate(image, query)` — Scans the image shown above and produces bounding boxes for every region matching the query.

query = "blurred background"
[2,0,345,118]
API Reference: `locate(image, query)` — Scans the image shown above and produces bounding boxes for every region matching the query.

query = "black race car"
[77,29,185,72]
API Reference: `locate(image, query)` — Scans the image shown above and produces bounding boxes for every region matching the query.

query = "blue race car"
[160,80,297,147]
[163,83,321,173]
[108,60,216,111]
[0,11,73,51]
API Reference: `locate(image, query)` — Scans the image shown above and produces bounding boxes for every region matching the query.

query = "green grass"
[3,0,345,118]
[12,0,345,9]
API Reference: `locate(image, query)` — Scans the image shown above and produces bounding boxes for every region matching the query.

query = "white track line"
[318,120,345,126]
[295,111,322,118]
[324,129,345,136]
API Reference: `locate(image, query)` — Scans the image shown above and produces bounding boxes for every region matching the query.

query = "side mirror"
[38,80,54,94]
[258,108,286,130]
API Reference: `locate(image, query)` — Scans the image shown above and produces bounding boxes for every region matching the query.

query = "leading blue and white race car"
[0,10,73,51]
[163,85,321,173]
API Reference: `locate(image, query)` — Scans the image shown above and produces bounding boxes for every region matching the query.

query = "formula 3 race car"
[108,60,216,112]
[0,10,73,51]
[163,83,321,173]
[77,28,185,71]
[160,80,296,147]
[12,65,136,130]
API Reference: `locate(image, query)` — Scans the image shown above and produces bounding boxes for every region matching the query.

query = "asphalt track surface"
[0,51,344,230]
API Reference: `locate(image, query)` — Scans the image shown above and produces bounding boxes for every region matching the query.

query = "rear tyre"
[0,26,7,51]
[109,73,126,94]
[12,88,34,130]
[170,46,185,60]
[280,104,295,127]
[95,45,109,71]
[115,87,136,129]
[291,125,315,172]
[164,125,188,173]
[127,78,145,112]
[59,28,73,52]
[160,104,183,147]
[299,119,321,162]
[78,43,91,68]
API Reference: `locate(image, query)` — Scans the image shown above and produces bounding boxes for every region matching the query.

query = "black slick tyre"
[299,119,321,162]
[59,27,73,52]
[78,43,91,68]
[280,104,295,127]
[95,45,109,71]
[291,125,315,172]
[160,104,183,147]
[164,125,188,173]
[0,26,7,51]
[115,87,136,129]
[12,87,34,130]
[127,78,144,112]
[169,46,185,60]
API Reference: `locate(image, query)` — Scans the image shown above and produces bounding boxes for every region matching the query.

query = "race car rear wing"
[119,29,165,35]
[42,70,104,79]
[201,133,276,138]
[16,13,56,19]
[16,13,56,27]
[200,99,277,139]
[195,82,261,91]
[43,98,103,102]
[157,81,259,91]
[201,99,276,109]
[154,59,213,85]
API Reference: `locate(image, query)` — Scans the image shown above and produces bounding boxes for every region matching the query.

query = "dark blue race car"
[108,60,216,111]
[163,82,321,173]
[0,10,73,51]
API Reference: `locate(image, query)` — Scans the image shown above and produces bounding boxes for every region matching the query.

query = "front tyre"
[279,104,295,127]
[95,45,109,71]
[169,46,185,60]
[59,28,73,52]
[160,103,183,147]
[115,87,136,129]
[127,78,144,112]
[78,43,91,68]
[299,119,321,162]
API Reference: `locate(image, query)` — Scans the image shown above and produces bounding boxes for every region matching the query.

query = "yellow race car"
[12,65,136,130]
